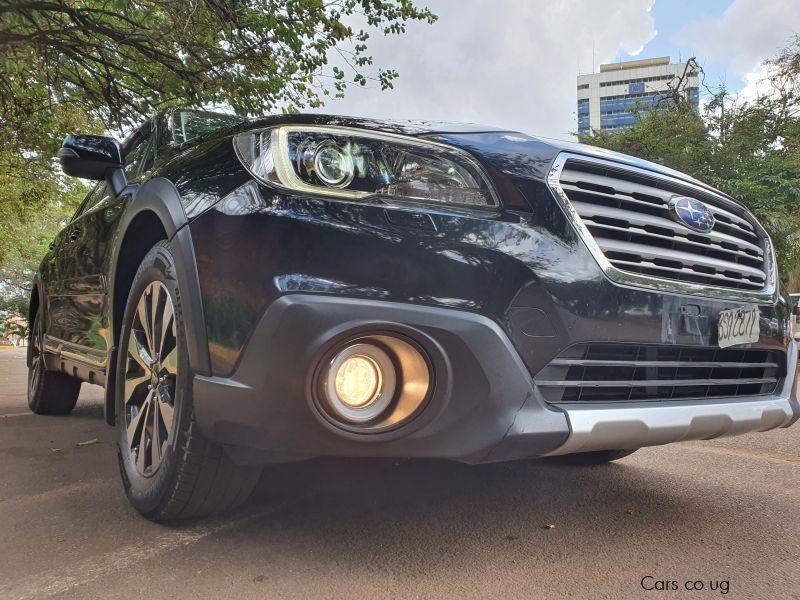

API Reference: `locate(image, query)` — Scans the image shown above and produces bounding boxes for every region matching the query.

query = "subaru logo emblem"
[669,196,715,233]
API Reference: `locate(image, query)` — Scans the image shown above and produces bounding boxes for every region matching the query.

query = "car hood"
[233,112,510,136]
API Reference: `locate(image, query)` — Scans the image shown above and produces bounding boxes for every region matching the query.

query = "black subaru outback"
[29,108,799,519]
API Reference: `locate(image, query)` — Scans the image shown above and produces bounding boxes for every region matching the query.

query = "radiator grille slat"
[561,172,757,236]
[535,343,784,404]
[586,221,762,268]
[558,160,771,291]
[607,259,764,289]
[599,238,767,282]
[571,200,764,258]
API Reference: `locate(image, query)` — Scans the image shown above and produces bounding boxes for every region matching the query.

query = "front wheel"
[116,242,261,520]
[546,449,638,466]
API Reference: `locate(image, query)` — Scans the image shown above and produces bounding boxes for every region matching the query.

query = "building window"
[577,98,590,134]
[599,74,677,87]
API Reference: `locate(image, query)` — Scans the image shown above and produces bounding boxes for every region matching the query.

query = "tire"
[116,241,261,520]
[546,449,638,466]
[27,306,81,415]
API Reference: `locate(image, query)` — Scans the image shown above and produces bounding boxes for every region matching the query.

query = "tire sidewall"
[116,242,191,515]
[26,307,43,411]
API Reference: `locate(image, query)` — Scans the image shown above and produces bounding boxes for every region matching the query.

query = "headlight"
[233,125,498,207]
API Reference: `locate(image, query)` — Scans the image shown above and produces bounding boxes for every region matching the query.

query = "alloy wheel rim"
[124,281,178,477]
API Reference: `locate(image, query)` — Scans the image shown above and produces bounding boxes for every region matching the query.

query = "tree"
[0,1,436,129]
[0,0,436,306]
[580,39,800,287]
[3,316,28,342]
[0,101,98,299]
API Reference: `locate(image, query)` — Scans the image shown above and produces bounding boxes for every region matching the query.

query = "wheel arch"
[105,177,210,425]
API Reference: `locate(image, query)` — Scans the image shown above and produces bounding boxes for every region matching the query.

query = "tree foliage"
[581,40,800,287]
[0,101,99,301]
[1,0,436,128]
[0,0,436,307]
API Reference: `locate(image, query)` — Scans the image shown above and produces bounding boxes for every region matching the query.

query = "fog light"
[325,343,396,423]
[334,355,381,408]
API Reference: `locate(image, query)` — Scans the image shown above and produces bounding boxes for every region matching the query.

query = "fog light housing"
[317,334,433,433]
[325,343,396,423]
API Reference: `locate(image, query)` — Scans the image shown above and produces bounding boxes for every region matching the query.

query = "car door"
[47,120,155,372]
[45,183,105,353]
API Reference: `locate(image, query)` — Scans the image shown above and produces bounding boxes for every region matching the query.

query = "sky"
[315,0,800,140]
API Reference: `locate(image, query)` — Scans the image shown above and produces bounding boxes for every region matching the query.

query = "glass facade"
[577,98,590,135]
[599,91,665,130]
[577,86,700,135]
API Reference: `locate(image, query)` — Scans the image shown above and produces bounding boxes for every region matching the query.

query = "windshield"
[172,110,243,144]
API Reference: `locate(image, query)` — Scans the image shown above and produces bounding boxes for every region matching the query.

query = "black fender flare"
[104,177,211,425]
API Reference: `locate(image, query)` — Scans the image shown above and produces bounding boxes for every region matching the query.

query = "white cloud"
[737,63,774,104]
[676,0,800,92]
[313,0,656,139]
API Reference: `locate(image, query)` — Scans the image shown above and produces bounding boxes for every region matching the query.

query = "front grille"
[535,343,784,404]
[556,158,770,291]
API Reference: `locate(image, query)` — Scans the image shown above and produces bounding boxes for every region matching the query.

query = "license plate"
[717,306,760,348]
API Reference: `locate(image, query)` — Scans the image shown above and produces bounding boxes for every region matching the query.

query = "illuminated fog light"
[325,343,396,423]
[334,355,382,408]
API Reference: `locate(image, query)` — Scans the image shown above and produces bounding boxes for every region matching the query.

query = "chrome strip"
[549,359,779,369]
[537,376,777,388]
[545,340,798,455]
[546,152,779,303]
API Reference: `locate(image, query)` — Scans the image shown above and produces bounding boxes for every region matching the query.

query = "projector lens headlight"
[309,141,355,188]
[233,125,498,207]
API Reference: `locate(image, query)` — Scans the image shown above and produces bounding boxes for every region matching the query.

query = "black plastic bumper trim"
[192,294,571,464]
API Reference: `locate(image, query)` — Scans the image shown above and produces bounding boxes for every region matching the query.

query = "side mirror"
[59,134,127,195]
[58,134,124,180]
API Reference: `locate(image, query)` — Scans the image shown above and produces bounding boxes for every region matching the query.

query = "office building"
[577,56,700,135]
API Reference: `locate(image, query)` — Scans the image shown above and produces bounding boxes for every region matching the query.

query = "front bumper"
[192,294,799,465]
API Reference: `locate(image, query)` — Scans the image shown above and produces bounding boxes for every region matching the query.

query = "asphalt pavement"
[1,347,798,599]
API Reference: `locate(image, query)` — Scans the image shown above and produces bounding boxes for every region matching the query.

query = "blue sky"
[632,0,738,92]
[320,0,799,138]
[639,0,734,55]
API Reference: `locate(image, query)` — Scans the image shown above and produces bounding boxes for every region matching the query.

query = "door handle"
[68,228,82,242]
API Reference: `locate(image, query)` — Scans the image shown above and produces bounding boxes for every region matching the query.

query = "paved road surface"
[1,348,798,599]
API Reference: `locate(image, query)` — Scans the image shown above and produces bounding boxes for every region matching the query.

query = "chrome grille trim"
[547,153,778,302]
